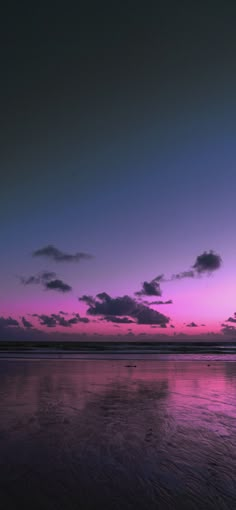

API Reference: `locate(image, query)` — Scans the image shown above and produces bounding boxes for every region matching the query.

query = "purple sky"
[1,3,236,341]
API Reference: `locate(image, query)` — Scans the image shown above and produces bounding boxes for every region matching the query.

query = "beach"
[0,356,236,509]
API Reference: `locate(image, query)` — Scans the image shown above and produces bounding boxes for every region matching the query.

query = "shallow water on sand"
[0,359,236,509]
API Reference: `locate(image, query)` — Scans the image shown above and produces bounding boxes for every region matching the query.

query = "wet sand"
[0,358,236,509]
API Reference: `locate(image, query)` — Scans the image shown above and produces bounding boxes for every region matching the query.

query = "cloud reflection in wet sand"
[0,360,236,509]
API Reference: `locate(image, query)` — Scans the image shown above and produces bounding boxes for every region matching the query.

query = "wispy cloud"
[20,272,57,285]
[33,245,94,263]
[171,270,195,280]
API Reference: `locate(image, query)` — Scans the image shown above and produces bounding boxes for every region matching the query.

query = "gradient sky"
[1,2,236,341]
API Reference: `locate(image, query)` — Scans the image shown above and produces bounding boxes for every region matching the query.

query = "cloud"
[193,250,222,274]
[79,293,136,316]
[33,245,94,263]
[22,317,33,328]
[136,276,162,297]
[44,279,72,293]
[160,250,222,282]
[37,314,58,328]
[34,312,89,328]
[0,316,19,327]
[80,292,169,326]
[186,322,198,327]
[79,295,95,306]
[20,271,57,285]
[171,271,195,280]
[72,313,90,324]
[20,272,72,293]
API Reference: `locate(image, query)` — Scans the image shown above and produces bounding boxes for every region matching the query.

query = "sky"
[1,2,236,341]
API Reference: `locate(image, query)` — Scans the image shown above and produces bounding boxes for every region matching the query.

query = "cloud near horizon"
[0,316,19,327]
[22,317,33,328]
[79,292,170,326]
[33,312,90,328]
[100,316,135,324]
[221,324,236,336]
[33,245,94,263]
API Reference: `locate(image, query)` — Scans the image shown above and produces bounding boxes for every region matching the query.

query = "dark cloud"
[79,295,95,306]
[0,316,19,327]
[132,306,169,325]
[193,250,222,274]
[44,279,72,293]
[22,317,33,328]
[33,245,94,263]
[72,313,90,324]
[35,312,89,328]
[100,316,135,324]
[186,322,198,327]
[80,293,136,316]
[55,316,73,327]
[136,276,162,297]
[59,310,69,315]
[80,292,169,326]
[20,271,57,285]
[37,315,57,328]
